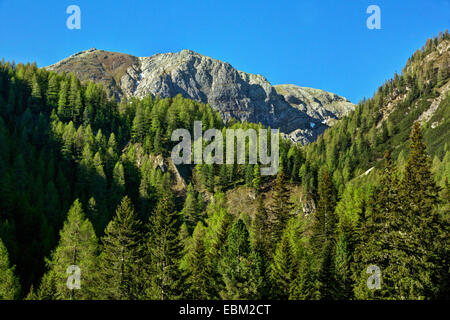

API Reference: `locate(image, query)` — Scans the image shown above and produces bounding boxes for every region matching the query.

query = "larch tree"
[37,199,98,300]
[184,222,215,299]
[0,237,20,300]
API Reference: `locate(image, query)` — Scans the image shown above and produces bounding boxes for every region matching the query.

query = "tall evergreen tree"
[269,232,296,299]
[334,234,353,299]
[218,219,263,299]
[311,170,338,255]
[353,150,400,299]
[289,252,320,300]
[398,122,449,299]
[184,222,215,299]
[253,164,261,192]
[0,238,20,300]
[46,74,59,108]
[310,170,338,299]
[182,183,200,232]
[146,196,184,299]
[37,200,98,300]
[97,197,144,300]
[268,172,293,254]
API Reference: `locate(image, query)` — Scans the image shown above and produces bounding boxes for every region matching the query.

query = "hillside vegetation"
[0,32,448,300]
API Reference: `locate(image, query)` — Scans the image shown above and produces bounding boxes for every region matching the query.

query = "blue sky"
[0,0,448,103]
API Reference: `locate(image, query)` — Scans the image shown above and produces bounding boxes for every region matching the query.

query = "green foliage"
[218,219,263,299]
[184,222,215,299]
[97,197,144,299]
[37,200,98,300]
[269,232,297,299]
[147,196,184,299]
[268,172,293,254]
[0,32,448,300]
[0,238,20,299]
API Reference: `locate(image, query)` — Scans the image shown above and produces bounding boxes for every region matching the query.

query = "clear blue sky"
[0,0,448,103]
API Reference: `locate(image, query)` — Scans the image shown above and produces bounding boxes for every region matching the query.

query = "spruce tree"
[146,196,184,299]
[354,124,449,299]
[269,232,296,299]
[251,194,270,259]
[311,170,338,255]
[218,219,263,299]
[310,170,338,299]
[398,122,448,299]
[245,164,254,187]
[184,222,215,299]
[269,172,292,254]
[97,196,144,300]
[334,234,353,299]
[353,150,401,299]
[251,194,271,298]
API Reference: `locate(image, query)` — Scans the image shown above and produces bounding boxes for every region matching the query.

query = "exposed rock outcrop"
[46,49,355,144]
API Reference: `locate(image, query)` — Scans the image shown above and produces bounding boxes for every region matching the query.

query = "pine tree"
[146,196,184,299]
[37,200,98,300]
[97,197,144,299]
[0,238,20,300]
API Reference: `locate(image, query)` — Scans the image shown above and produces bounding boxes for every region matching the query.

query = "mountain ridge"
[46,48,355,144]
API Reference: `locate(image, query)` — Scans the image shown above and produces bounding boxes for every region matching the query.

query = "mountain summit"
[46,49,355,143]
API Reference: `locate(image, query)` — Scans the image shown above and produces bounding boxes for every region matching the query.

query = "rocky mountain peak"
[46,49,355,144]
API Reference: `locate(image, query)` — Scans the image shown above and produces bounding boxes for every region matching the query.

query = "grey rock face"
[47,49,355,144]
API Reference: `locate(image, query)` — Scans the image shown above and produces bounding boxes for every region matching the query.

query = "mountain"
[301,34,450,193]
[1,30,449,300]
[46,48,354,144]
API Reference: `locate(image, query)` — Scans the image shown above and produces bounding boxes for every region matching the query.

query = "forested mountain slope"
[300,33,450,195]
[46,48,355,144]
[0,32,448,300]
